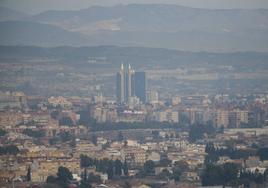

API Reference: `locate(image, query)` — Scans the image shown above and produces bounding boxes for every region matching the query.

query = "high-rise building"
[147,90,159,104]
[213,110,229,128]
[228,110,248,128]
[116,64,134,104]
[156,110,179,123]
[134,72,146,103]
[116,64,146,104]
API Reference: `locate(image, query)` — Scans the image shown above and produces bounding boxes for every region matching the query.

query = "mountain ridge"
[0,45,267,68]
[0,6,30,21]
[0,4,268,52]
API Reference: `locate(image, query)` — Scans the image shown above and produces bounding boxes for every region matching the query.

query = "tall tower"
[116,63,125,104]
[134,71,146,103]
[126,64,135,102]
[116,63,135,104]
[116,64,146,104]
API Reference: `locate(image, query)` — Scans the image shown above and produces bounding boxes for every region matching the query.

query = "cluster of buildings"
[90,93,267,130]
[1,121,268,187]
[83,65,267,128]
[0,127,207,184]
[0,65,268,187]
[0,91,27,110]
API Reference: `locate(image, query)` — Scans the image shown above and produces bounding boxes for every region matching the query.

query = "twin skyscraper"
[116,64,146,104]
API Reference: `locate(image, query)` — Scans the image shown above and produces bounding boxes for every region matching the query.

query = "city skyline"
[0,1,268,187]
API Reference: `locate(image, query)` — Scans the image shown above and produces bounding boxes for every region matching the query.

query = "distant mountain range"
[0,4,268,52]
[1,45,268,71]
[0,21,88,46]
[0,6,29,21]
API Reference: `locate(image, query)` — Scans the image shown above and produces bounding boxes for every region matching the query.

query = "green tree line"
[80,154,128,179]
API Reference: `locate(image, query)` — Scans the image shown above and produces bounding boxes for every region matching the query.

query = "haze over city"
[0,1,268,188]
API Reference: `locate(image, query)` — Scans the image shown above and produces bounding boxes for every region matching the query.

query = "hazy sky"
[1,0,268,14]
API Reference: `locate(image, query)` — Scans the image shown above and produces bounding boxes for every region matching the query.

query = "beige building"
[92,106,107,123]
[0,112,22,128]
[213,110,229,128]
[229,110,248,128]
[155,110,179,123]
[48,96,72,108]
[121,147,146,167]
[31,159,80,182]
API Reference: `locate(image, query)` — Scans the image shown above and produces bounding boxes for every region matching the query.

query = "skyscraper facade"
[116,64,146,104]
[134,72,146,103]
[116,64,134,104]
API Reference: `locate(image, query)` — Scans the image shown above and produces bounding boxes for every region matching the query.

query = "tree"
[23,129,46,138]
[172,168,181,182]
[46,175,58,184]
[114,159,123,176]
[165,134,169,139]
[91,134,97,146]
[264,168,268,180]
[152,130,159,139]
[97,158,110,174]
[80,179,91,188]
[171,161,188,182]
[204,154,219,165]
[201,163,224,186]
[0,129,7,136]
[179,113,190,125]
[204,142,219,164]
[82,168,87,182]
[173,160,189,173]
[59,132,72,142]
[158,158,172,167]
[80,166,97,188]
[201,163,240,187]
[107,160,114,179]
[70,137,76,148]
[0,145,19,155]
[222,163,239,186]
[57,166,73,188]
[50,111,60,120]
[118,131,124,142]
[189,124,204,142]
[78,108,93,127]
[144,160,155,175]
[87,173,101,184]
[80,155,93,168]
[189,123,215,143]
[123,181,132,188]
[239,169,265,186]
[257,148,268,161]
[219,125,224,134]
[123,160,129,176]
[26,166,31,182]
[158,169,172,180]
[205,142,216,154]
[239,171,251,188]
[59,117,74,126]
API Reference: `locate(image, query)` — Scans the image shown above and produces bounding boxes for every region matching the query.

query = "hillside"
[0,4,268,51]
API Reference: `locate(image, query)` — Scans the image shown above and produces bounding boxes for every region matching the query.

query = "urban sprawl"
[1,65,268,188]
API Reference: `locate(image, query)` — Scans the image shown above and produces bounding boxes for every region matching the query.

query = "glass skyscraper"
[116,64,146,104]
[134,71,146,103]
